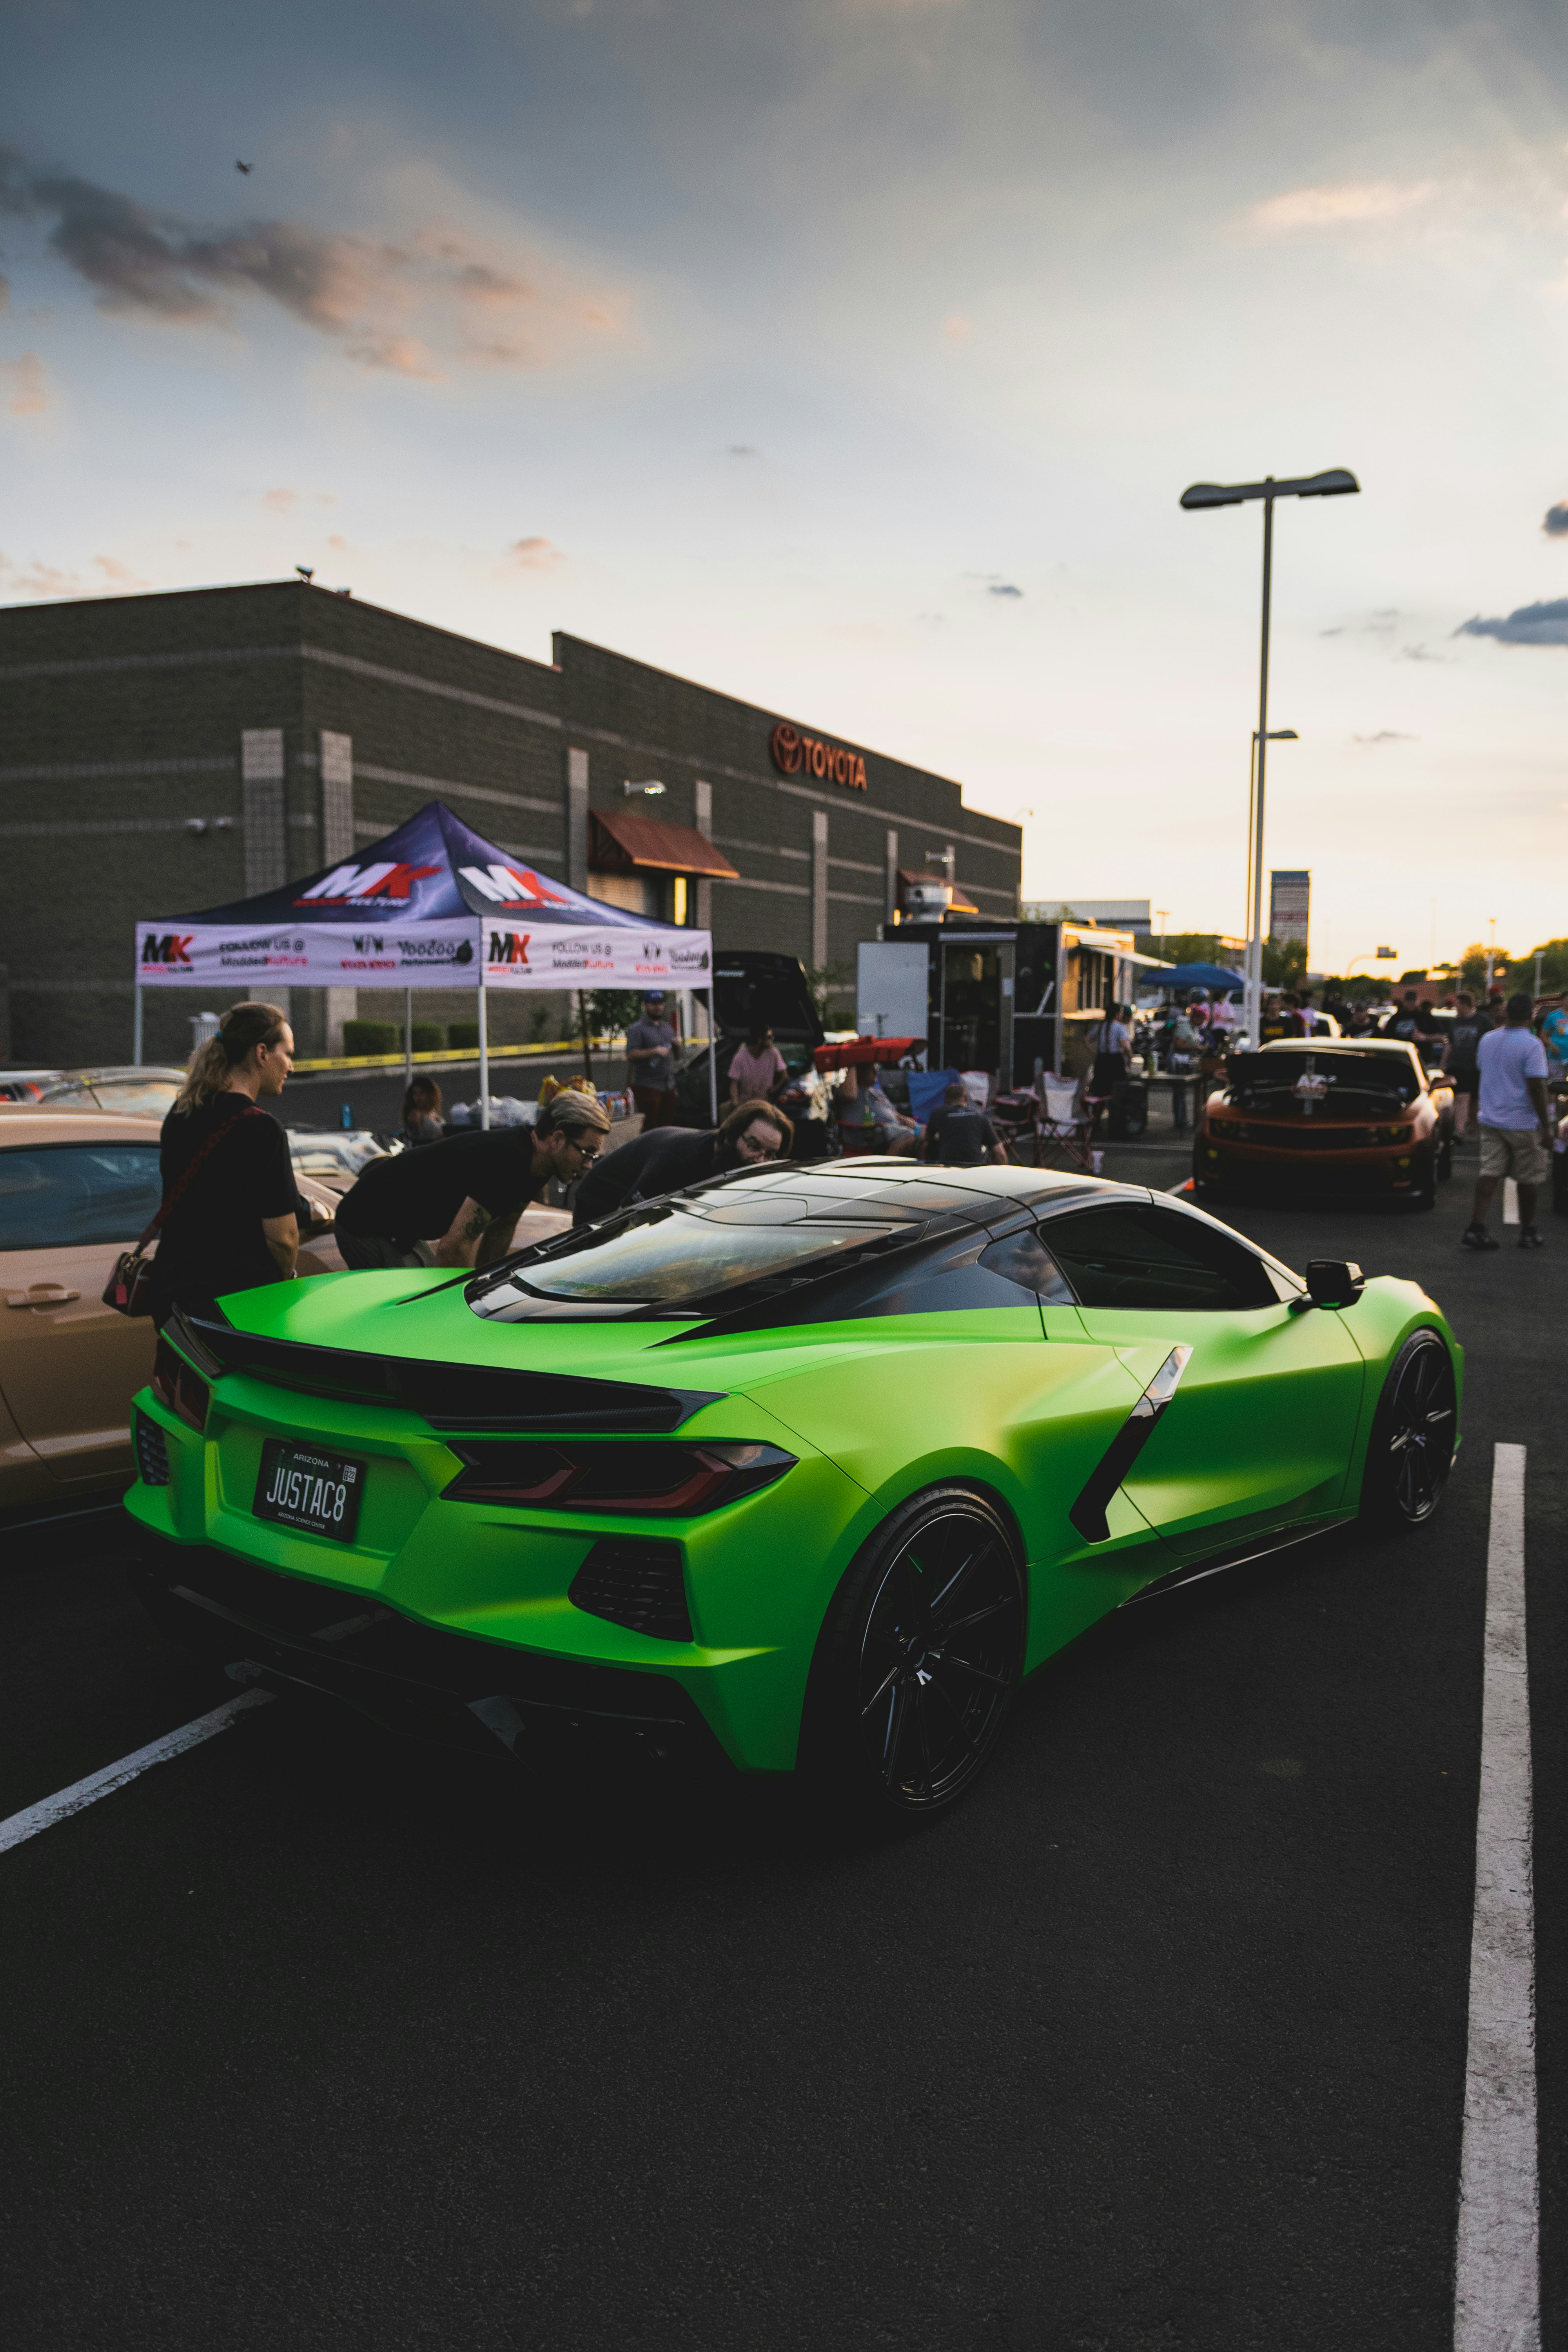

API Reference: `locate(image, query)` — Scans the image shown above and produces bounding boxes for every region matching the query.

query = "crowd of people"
[139,969,1568,1328]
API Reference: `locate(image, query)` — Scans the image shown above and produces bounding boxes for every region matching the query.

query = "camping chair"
[1033,1076,1096,1173]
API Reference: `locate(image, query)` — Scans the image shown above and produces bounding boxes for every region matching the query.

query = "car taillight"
[443,1439,797,1515]
[152,1338,210,1433]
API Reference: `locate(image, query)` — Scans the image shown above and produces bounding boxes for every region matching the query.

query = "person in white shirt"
[1461,993,1552,1252]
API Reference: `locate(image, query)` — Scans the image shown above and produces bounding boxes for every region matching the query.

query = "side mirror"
[1305,1258,1364,1309]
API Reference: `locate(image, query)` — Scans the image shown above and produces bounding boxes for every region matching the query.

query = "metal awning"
[590,808,738,878]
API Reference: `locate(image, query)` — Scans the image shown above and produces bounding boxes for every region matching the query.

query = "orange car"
[0,1110,345,1511]
[1194,1039,1455,1210]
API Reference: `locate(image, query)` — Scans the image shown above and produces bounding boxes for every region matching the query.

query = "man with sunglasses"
[572,1097,793,1227]
[334,1089,613,1270]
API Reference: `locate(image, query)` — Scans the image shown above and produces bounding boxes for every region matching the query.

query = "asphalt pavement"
[3,1142,1564,2351]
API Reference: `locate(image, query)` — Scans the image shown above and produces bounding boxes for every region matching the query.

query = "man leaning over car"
[572,1098,792,1225]
[335,1091,613,1269]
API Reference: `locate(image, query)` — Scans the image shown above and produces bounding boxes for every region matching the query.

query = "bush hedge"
[449,1020,481,1050]
[411,1023,447,1053]
[342,1020,400,1056]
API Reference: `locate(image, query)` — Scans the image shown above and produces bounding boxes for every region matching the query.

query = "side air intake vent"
[134,1412,171,1487]
[569,1539,691,1644]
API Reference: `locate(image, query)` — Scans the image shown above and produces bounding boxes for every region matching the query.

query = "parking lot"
[3,1152,1564,2352]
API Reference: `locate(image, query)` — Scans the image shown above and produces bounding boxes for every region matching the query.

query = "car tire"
[1359,1330,1457,1530]
[1437,1133,1454,1181]
[797,1486,1026,1823]
[1410,1149,1437,1210]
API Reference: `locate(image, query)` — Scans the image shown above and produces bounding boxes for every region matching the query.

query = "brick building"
[0,581,1021,1065]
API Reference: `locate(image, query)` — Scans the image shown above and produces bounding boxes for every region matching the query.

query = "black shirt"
[1448,1012,1488,1075]
[336,1129,542,1249]
[572,1125,722,1226]
[151,1093,298,1323]
[922,1107,1000,1167]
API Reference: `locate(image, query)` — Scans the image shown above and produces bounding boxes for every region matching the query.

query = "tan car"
[0,1109,347,1512]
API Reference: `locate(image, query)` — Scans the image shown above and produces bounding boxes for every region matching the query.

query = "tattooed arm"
[432,1194,498,1268]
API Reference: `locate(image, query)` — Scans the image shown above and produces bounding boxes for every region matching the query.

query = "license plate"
[253,1439,366,1544]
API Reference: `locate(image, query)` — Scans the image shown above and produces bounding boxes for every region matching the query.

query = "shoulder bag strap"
[131,1103,268,1258]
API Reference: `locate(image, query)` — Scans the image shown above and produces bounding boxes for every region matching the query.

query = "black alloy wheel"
[1360,1330,1457,1528]
[1410,1147,1438,1210]
[1437,1131,1454,1180]
[800,1489,1025,1820]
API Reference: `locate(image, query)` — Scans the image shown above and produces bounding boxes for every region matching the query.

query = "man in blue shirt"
[1461,994,1552,1251]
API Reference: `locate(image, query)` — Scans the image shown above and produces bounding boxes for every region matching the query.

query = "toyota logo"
[769,722,803,775]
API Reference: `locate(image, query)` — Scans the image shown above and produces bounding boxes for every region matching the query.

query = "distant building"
[0,582,1020,1065]
[1023,898,1152,932]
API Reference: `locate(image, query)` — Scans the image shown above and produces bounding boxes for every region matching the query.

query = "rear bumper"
[1196,1136,1432,1188]
[131,1532,728,1769]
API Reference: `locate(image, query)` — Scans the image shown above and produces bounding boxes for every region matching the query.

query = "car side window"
[1042,1205,1278,1312]
[978,1228,1076,1303]
[0,1145,163,1252]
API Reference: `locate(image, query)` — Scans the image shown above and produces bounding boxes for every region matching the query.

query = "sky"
[4,0,1568,975]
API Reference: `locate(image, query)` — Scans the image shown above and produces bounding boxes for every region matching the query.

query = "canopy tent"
[133,799,715,1125]
[1148,961,1248,994]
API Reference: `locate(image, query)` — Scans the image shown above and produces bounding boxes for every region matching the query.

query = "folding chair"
[1034,1075,1096,1173]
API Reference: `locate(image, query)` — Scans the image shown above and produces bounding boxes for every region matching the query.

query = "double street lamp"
[1180,467,1360,1041]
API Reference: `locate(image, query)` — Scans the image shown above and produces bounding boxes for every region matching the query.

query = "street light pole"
[1247,724,1298,1042]
[1180,465,1360,1044]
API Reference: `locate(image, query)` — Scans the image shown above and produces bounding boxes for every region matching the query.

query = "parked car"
[0,1108,347,1512]
[1194,1039,1455,1209]
[0,1070,60,1103]
[129,1158,1460,1820]
[34,1066,188,1118]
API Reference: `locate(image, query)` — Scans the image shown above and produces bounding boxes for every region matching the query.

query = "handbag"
[102,1102,266,1318]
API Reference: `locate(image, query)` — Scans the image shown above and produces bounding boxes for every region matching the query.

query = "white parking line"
[0,1688,274,1857]
[1454,1443,1538,2350]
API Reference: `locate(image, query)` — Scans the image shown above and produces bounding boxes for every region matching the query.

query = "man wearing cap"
[624,990,679,1129]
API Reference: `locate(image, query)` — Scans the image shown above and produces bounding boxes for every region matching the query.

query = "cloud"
[0,146,626,380]
[1250,179,1438,233]
[1321,608,1400,638]
[1456,598,1568,647]
[261,486,297,512]
[0,550,80,597]
[93,554,149,588]
[0,351,51,414]
[987,581,1023,599]
[727,443,758,457]
[1352,730,1417,745]
[1543,503,1568,537]
[503,534,564,572]
[943,312,973,343]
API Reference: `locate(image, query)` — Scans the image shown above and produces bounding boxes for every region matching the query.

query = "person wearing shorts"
[1461,993,1552,1252]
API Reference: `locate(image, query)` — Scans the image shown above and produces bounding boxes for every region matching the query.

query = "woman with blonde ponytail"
[150,1001,302,1327]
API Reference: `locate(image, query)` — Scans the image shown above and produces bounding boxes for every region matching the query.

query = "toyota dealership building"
[0,581,1022,1065]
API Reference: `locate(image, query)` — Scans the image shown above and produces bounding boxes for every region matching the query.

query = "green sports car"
[127,1161,1462,1819]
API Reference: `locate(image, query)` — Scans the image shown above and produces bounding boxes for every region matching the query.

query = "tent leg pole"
[404,987,412,1088]
[478,977,490,1131]
[706,987,718,1124]
[133,985,143,1066]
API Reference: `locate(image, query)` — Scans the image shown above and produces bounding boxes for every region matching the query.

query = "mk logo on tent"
[142,934,194,965]
[488,931,532,965]
[297,862,441,904]
[461,864,568,907]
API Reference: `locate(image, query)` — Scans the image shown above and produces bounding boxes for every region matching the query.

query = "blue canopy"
[1151,962,1247,993]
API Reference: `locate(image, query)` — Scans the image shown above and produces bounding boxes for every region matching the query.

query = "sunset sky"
[5,0,1568,973]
